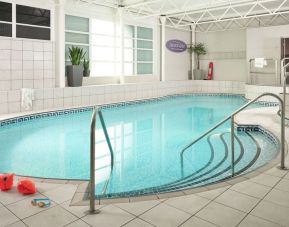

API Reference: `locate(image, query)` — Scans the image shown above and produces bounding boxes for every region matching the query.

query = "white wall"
[197,29,247,82]
[246,24,289,83]
[165,28,191,81]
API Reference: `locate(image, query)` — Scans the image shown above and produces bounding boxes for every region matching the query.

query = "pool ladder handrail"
[180,92,286,178]
[90,106,114,213]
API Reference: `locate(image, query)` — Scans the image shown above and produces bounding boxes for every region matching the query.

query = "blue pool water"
[0,94,279,197]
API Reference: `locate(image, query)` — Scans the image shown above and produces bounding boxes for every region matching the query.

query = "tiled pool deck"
[1,107,289,227]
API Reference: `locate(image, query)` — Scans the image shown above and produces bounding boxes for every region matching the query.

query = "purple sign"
[166,39,187,53]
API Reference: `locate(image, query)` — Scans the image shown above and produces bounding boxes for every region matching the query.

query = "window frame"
[0,1,12,37]
[124,24,154,76]
[0,1,52,41]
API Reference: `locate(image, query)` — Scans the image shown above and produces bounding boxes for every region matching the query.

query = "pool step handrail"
[90,106,114,213]
[180,92,286,178]
[281,58,289,120]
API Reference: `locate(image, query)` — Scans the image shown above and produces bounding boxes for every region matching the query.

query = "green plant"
[83,59,90,71]
[188,43,206,70]
[68,46,86,65]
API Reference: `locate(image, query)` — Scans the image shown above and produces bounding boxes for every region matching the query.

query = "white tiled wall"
[0,37,55,91]
[0,80,245,115]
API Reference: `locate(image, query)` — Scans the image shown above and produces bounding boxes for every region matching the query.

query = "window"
[90,19,120,76]
[0,1,12,37]
[65,15,89,64]
[16,4,51,40]
[124,25,153,75]
[65,14,154,77]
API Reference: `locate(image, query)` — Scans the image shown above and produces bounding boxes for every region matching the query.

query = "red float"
[0,174,14,191]
[17,178,36,195]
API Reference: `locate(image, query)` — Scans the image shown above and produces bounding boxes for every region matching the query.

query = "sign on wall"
[166,39,187,53]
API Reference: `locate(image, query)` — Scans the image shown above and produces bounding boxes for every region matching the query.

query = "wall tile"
[22,79,34,88]
[11,40,22,50]
[23,51,33,61]
[23,61,33,70]
[0,50,11,60]
[34,51,44,61]
[43,43,53,52]
[33,42,43,52]
[23,41,33,51]
[0,60,11,70]
[0,39,11,50]
[0,81,11,91]
[0,102,8,114]
[11,70,22,80]
[34,61,43,70]
[23,70,33,80]
[8,90,21,102]
[11,80,22,90]
[0,91,8,103]
[0,70,11,80]
[11,61,22,70]
[34,79,44,88]
[12,50,22,61]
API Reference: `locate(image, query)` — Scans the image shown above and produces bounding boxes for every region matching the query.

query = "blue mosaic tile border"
[0,93,279,129]
[0,93,244,128]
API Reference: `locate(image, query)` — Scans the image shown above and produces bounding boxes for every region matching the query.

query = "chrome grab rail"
[180,92,286,177]
[90,106,114,213]
[281,58,289,120]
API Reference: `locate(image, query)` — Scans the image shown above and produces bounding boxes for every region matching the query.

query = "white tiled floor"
[0,168,289,227]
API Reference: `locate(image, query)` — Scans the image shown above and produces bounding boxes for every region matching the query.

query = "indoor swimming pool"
[0,94,279,198]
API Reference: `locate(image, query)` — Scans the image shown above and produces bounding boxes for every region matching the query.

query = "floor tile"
[165,194,210,214]
[0,188,32,205]
[264,188,289,208]
[60,200,99,218]
[140,203,190,227]
[249,174,280,187]
[180,216,217,227]
[5,221,27,227]
[275,178,289,193]
[116,200,160,216]
[43,184,77,204]
[123,218,154,227]
[196,201,246,227]
[251,200,289,226]
[23,206,78,227]
[66,219,91,227]
[7,194,56,219]
[35,182,64,193]
[0,206,19,227]
[265,168,288,178]
[215,189,259,212]
[196,187,228,200]
[81,205,135,227]
[285,172,289,180]
[230,180,271,198]
[238,215,282,227]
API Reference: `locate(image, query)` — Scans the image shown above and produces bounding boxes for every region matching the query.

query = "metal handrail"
[281,58,289,118]
[180,92,286,177]
[90,106,114,213]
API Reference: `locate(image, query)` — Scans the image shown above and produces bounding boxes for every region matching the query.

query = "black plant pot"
[83,69,90,77]
[66,65,83,87]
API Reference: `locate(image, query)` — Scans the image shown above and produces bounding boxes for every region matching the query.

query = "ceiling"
[78,0,289,32]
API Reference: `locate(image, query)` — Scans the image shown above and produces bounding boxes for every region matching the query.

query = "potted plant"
[83,59,90,77]
[188,43,206,80]
[66,46,86,87]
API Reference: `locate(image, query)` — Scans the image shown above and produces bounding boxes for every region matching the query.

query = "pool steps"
[94,129,276,199]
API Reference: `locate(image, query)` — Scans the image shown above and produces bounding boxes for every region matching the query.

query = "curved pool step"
[97,130,264,199]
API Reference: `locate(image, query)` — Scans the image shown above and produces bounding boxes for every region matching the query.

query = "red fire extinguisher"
[205,62,213,80]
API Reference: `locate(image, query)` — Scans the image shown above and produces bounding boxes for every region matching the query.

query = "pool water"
[0,95,278,197]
